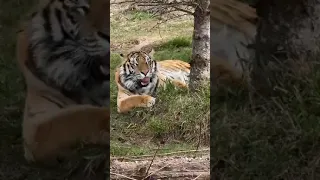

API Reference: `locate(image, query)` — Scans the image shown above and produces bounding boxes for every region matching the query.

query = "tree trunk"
[189,0,210,90]
[87,0,110,34]
[252,0,320,96]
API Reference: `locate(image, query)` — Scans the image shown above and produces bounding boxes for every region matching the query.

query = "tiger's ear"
[148,48,155,59]
[119,53,127,63]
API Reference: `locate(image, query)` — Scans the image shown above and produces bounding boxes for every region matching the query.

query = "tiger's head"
[119,50,158,93]
[61,0,110,56]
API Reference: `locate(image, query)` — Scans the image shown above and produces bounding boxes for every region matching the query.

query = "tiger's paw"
[145,96,156,108]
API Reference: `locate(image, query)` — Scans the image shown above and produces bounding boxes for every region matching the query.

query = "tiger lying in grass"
[115,50,190,113]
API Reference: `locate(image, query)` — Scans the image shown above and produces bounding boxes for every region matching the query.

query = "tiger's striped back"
[157,60,190,85]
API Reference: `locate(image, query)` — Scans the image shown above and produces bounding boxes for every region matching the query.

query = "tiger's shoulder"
[157,59,190,72]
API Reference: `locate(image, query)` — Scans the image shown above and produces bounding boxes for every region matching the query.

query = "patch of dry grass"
[110,5,193,53]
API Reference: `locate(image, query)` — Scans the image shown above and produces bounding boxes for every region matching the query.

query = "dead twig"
[142,164,169,180]
[192,173,204,180]
[144,144,160,178]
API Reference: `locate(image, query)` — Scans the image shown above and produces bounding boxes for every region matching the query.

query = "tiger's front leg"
[117,94,156,113]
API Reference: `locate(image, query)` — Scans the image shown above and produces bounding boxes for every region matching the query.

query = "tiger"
[26,0,110,106]
[211,0,257,84]
[115,50,190,113]
[17,0,110,164]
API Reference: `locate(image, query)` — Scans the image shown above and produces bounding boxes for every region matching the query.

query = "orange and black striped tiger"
[115,50,190,113]
[18,0,110,163]
[26,0,110,106]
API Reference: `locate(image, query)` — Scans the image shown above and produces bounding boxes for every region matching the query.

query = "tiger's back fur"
[157,60,190,87]
[211,0,257,84]
[115,50,190,113]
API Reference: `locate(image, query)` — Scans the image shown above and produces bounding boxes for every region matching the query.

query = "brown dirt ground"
[111,153,210,180]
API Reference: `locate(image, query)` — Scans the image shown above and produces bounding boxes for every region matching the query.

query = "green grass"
[157,36,192,50]
[110,37,210,157]
[129,10,154,21]
[111,142,194,157]
[154,36,192,61]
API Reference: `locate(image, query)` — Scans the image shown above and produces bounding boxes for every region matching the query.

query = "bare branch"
[172,6,194,15]
[112,0,197,16]
[110,0,135,5]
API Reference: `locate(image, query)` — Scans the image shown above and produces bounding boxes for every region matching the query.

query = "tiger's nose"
[141,70,149,76]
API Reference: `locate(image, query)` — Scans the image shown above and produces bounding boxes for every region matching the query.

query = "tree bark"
[252,0,320,96]
[189,0,210,90]
[87,0,110,34]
